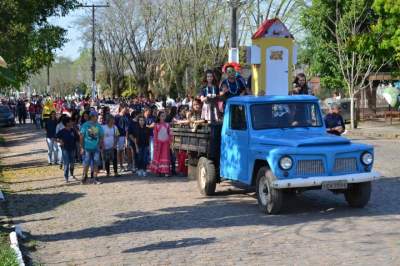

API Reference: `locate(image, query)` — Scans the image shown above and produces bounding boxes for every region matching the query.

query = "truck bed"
[171,123,222,164]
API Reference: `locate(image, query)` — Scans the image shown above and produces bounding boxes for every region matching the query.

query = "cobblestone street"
[1,124,400,266]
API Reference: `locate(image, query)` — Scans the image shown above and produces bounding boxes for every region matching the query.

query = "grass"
[0,228,19,266]
[0,136,19,266]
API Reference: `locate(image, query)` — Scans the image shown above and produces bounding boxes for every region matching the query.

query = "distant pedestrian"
[45,111,58,165]
[16,100,27,124]
[56,117,79,183]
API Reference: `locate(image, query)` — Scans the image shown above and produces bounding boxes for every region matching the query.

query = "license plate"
[321,180,348,190]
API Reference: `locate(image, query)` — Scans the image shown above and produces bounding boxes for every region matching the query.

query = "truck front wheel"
[197,157,216,196]
[344,182,371,208]
[256,167,283,214]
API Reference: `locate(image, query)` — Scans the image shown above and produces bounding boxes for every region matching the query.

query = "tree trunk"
[350,95,355,129]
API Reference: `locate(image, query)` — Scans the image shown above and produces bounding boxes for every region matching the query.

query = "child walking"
[150,111,173,177]
[135,116,150,176]
[56,117,79,182]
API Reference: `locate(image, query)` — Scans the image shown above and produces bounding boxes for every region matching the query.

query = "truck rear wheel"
[256,167,283,214]
[344,182,371,208]
[197,157,216,196]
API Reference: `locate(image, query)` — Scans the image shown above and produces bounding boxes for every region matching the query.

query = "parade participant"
[115,105,130,172]
[79,111,90,128]
[56,117,79,183]
[42,97,55,127]
[200,69,220,123]
[292,73,311,95]
[80,111,104,184]
[173,105,189,125]
[144,106,156,162]
[325,103,345,136]
[150,111,173,177]
[56,114,67,169]
[45,111,58,165]
[34,103,43,129]
[28,101,35,125]
[102,115,121,177]
[135,116,150,177]
[127,111,138,173]
[187,99,206,130]
[219,63,247,110]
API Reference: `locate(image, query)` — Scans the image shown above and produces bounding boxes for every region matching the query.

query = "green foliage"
[0,0,77,89]
[372,0,400,65]
[300,0,392,96]
[121,87,139,98]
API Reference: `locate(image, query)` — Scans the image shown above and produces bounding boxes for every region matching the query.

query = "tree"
[0,0,77,89]
[301,0,391,128]
[372,0,400,70]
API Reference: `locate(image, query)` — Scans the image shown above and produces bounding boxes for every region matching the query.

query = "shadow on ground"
[34,177,400,243]
[122,237,216,253]
[6,192,84,218]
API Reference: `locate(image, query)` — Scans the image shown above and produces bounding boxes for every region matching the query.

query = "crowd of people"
[1,64,345,184]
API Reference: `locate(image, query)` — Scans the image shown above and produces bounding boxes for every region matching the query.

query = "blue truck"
[172,95,380,214]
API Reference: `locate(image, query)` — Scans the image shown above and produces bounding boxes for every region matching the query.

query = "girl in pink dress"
[150,111,173,176]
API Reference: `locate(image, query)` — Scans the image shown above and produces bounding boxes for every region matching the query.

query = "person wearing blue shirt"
[80,111,104,184]
[219,64,250,110]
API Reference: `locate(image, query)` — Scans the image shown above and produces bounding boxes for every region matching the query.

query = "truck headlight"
[361,152,373,165]
[279,156,293,170]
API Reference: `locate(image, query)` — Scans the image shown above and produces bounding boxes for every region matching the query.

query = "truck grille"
[334,158,357,174]
[296,160,325,176]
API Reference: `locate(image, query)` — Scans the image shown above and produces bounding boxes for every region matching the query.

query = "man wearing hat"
[80,110,104,184]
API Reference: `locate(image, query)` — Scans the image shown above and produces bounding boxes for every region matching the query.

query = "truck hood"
[252,131,350,147]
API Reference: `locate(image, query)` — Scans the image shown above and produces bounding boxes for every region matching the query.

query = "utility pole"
[79,2,109,99]
[45,41,50,94]
[227,0,241,63]
[257,0,260,27]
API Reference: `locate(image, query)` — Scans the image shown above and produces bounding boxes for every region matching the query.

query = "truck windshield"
[251,102,323,130]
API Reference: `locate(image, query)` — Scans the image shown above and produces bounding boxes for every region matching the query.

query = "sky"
[48,8,87,60]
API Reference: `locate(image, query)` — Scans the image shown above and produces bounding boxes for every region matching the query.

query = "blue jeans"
[46,138,58,163]
[136,146,149,171]
[149,137,154,161]
[62,149,75,180]
[83,150,101,168]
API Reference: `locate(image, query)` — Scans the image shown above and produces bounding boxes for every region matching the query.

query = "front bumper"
[272,170,381,189]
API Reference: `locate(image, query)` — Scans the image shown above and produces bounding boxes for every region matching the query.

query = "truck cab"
[172,95,380,214]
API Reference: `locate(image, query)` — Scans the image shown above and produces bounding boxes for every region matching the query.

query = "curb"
[1,190,25,265]
[346,131,400,139]
[9,228,25,266]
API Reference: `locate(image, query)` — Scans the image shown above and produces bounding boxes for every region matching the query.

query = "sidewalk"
[345,119,400,139]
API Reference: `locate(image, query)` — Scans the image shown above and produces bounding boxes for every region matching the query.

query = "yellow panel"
[251,38,294,95]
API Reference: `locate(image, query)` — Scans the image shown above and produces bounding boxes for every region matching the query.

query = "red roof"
[251,18,293,39]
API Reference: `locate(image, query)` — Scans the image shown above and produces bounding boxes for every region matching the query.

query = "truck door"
[220,104,249,182]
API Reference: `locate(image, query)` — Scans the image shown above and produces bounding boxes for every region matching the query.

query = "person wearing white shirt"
[102,115,121,177]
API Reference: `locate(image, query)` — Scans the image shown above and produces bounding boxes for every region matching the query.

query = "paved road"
[1,124,399,265]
